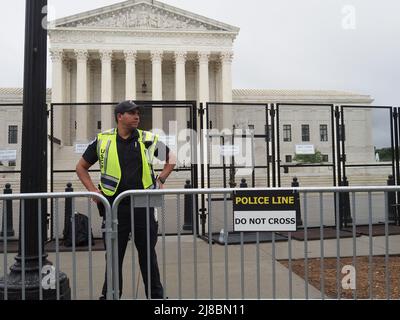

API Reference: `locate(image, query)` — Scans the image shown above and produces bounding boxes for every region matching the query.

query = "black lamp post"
[141,61,148,94]
[0,0,70,300]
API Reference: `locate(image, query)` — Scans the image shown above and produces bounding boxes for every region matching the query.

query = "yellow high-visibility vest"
[96,128,159,196]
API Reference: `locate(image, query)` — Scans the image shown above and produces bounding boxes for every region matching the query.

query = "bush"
[375,148,392,162]
[293,150,324,163]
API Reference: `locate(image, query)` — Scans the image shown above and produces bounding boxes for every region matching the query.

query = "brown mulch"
[280,256,400,299]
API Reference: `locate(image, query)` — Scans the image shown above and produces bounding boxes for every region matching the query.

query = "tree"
[293,150,324,163]
[375,148,392,162]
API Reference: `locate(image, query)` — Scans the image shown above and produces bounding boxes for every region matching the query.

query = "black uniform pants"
[101,204,164,299]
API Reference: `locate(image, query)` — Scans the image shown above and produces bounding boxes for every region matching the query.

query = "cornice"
[48,28,235,50]
[48,27,238,39]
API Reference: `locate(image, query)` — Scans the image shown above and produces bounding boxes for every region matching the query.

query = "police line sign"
[233,190,298,232]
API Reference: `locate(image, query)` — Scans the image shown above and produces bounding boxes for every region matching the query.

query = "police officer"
[76,101,176,299]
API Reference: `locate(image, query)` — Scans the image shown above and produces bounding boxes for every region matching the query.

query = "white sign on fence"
[233,190,299,232]
[0,150,17,161]
[234,211,297,232]
[158,135,177,147]
[295,145,315,155]
[219,145,240,157]
[75,144,89,154]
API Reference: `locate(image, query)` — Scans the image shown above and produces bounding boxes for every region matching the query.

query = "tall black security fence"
[0,104,23,192]
[49,101,198,239]
[198,102,400,239]
[2,100,400,245]
[203,102,272,190]
[0,104,29,241]
[275,104,337,188]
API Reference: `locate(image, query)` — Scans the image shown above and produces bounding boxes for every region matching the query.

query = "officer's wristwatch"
[157,176,166,184]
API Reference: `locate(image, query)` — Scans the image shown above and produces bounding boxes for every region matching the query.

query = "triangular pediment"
[53,0,239,33]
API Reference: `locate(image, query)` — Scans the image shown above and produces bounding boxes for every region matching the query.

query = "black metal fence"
[1,101,400,242]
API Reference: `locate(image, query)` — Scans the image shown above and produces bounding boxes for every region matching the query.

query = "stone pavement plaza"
[1,233,400,300]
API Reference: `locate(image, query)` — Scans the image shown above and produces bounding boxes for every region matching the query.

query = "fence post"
[387,175,397,222]
[339,176,352,228]
[292,177,303,226]
[240,178,248,188]
[63,182,73,239]
[183,180,193,231]
[0,183,15,238]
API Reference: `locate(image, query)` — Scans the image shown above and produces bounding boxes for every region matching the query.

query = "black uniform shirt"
[83,128,170,202]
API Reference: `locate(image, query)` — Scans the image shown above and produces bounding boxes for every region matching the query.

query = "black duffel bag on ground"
[64,212,95,247]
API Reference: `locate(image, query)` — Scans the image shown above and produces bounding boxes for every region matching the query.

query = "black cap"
[114,100,140,117]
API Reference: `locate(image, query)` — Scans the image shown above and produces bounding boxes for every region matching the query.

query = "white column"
[220,51,234,130]
[151,50,163,130]
[75,49,89,142]
[124,50,137,100]
[221,51,233,102]
[100,50,114,130]
[198,52,210,105]
[198,52,210,187]
[215,61,222,102]
[175,51,187,100]
[63,60,72,146]
[174,51,187,145]
[50,49,64,144]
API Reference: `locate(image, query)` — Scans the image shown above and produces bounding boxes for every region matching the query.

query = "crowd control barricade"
[112,186,400,300]
[0,192,113,300]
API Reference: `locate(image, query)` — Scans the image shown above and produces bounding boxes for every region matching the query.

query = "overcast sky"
[1,0,399,147]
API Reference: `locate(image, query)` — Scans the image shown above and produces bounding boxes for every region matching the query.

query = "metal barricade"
[1,186,399,300]
[0,192,113,300]
[112,186,400,300]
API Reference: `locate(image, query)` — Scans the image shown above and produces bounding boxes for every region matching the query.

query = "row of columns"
[50,49,234,143]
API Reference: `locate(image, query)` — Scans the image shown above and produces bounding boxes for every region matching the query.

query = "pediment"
[53,0,239,33]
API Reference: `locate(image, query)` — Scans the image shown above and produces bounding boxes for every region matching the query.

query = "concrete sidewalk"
[2,234,399,300]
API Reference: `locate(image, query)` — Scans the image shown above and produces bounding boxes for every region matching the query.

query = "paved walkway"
[1,234,399,300]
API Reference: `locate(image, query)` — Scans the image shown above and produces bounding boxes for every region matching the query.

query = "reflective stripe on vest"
[97,129,158,196]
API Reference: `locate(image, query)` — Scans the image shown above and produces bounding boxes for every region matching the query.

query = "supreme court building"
[0,0,380,189]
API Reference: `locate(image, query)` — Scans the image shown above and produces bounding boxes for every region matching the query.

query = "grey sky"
[1,0,399,147]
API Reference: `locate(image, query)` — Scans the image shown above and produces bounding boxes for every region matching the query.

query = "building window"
[338,125,345,141]
[97,121,102,130]
[301,125,310,142]
[283,125,292,142]
[285,155,292,163]
[320,125,328,142]
[265,125,272,142]
[322,155,329,162]
[8,125,18,144]
[8,161,16,167]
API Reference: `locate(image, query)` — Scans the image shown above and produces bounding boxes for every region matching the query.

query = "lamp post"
[141,61,148,94]
[0,0,70,300]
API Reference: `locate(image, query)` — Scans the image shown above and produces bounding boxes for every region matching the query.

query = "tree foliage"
[293,150,324,163]
[375,148,392,162]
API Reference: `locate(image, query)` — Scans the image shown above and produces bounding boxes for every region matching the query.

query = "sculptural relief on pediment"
[58,3,224,32]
